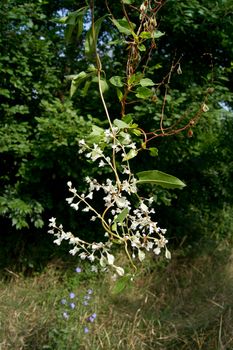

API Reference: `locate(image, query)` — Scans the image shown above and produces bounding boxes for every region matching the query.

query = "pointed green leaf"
[116,88,123,101]
[122,149,138,161]
[85,15,107,57]
[139,78,155,87]
[111,18,134,36]
[136,170,186,189]
[115,208,129,224]
[87,125,105,144]
[139,31,152,39]
[138,44,146,51]
[63,7,88,43]
[152,31,165,39]
[112,275,132,294]
[110,76,124,87]
[69,71,87,97]
[149,147,158,157]
[135,86,153,99]
[113,119,129,129]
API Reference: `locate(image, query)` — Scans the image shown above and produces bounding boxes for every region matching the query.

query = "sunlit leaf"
[114,119,129,129]
[139,31,151,39]
[111,18,134,36]
[136,170,186,189]
[110,76,124,87]
[139,78,155,87]
[122,149,138,161]
[152,30,165,38]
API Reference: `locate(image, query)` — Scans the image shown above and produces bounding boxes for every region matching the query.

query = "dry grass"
[0,247,233,350]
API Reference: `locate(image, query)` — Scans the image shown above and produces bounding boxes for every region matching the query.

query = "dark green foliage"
[0,0,233,270]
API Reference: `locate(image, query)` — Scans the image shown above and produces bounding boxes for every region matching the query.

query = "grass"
[0,244,233,350]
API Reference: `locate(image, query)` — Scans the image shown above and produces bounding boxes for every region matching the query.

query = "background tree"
[0,0,232,270]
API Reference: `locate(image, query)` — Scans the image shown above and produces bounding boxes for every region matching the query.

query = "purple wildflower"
[75,267,82,273]
[69,292,75,299]
[70,302,75,309]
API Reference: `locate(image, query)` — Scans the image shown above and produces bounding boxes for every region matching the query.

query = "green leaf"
[149,147,158,157]
[138,44,146,51]
[152,31,165,39]
[63,7,88,43]
[116,88,123,101]
[115,208,129,224]
[128,72,143,86]
[110,76,124,87]
[122,0,134,4]
[139,78,155,87]
[113,119,129,129]
[139,31,152,39]
[69,71,87,97]
[136,170,186,189]
[87,125,105,144]
[92,77,109,93]
[85,15,107,57]
[135,86,153,99]
[112,275,132,294]
[122,149,138,161]
[111,18,134,36]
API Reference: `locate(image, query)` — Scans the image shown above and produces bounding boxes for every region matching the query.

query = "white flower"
[138,249,145,262]
[153,247,161,255]
[86,192,93,200]
[49,217,56,227]
[71,203,79,211]
[82,207,90,212]
[99,159,106,167]
[140,202,149,212]
[79,252,88,260]
[165,248,171,259]
[106,252,115,265]
[69,246,79,255]
[66,197,73,204]
[54,237,62,246]
[115,196,130,209]
[88,253,95,262]
[114,265,124,276]
[78,139,86,146]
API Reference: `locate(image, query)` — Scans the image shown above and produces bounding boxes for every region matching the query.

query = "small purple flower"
[61,298,67,305]
[84,327,89,333]
[84,295,91,300]
[75,267,82,273]
[91,313,97,319]
[83,300,88,306]
[70,302,75,309]
[63,311,69,320]
[89,313,97,323]
[69,292,75,299]
[87,289,93,295]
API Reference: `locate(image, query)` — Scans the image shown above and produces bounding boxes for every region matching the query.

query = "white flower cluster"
[49,126,170,275]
